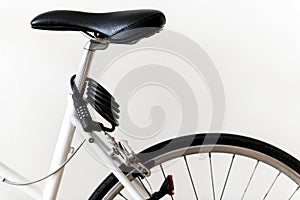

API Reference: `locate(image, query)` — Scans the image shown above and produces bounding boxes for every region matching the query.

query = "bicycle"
[0,9,300,200]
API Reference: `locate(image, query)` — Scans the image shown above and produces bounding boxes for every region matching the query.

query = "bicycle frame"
[0,39,146,200]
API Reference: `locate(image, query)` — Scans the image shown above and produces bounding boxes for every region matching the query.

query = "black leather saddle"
[31,9,166,44]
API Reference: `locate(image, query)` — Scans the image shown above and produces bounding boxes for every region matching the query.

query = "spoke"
[209,153,216,200]
[241,160,259,200]
[144,177,154,194]
[288,186,300,200]
[184,156,199,200]
[263,171,281,200]
[159,164,167,179]
[220,154,235,200]
[119,192,129,200]
[137,176,152,198]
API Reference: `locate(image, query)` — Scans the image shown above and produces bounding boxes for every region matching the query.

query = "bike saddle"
[31,9,166,44]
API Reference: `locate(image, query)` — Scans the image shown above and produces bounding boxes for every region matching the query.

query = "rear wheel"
[89,133,300,200]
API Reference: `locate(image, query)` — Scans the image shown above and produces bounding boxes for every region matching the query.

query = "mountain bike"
[0,9,299,200]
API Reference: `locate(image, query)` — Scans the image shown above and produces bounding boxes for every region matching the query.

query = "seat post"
[42,39,109,200]
[75,39,109,91]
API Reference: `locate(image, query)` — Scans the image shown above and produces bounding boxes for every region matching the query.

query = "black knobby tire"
[89,133,300,199]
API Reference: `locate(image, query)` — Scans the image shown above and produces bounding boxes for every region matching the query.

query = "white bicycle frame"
[0,39,146,200]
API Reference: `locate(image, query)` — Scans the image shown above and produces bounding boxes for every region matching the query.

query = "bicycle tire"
[89,133,300,199]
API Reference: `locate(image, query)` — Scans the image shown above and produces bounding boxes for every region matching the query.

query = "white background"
[0,0,300,199]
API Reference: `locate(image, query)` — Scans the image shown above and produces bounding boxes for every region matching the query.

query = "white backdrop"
[0,0,300,199]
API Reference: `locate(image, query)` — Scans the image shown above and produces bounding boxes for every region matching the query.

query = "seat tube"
[42,40,107,200]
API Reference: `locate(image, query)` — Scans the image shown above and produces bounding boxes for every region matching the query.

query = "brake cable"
[0,139,85,186]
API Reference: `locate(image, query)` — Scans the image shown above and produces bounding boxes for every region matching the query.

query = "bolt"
[89,138,94,143]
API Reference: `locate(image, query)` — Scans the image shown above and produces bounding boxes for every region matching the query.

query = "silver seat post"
[75,39,109,91]
[42,39,109,200]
